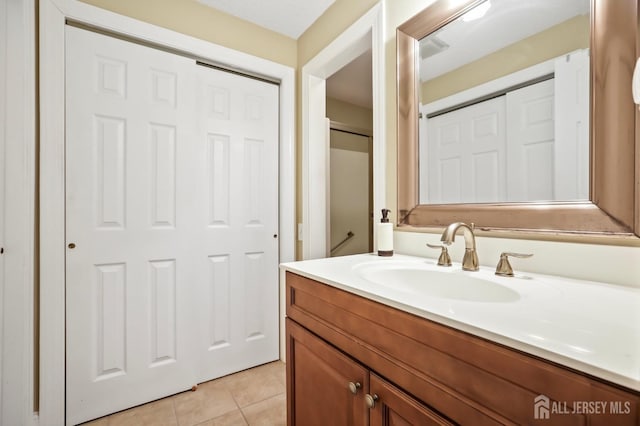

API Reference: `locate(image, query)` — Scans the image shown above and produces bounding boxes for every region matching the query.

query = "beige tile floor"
[82,361,286,426]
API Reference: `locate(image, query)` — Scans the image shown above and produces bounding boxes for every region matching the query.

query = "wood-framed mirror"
[397,0,639,240]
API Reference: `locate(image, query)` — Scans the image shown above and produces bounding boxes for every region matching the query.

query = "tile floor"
[82,361,286,426]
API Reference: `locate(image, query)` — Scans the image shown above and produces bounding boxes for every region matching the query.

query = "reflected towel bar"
[331,231,355,254]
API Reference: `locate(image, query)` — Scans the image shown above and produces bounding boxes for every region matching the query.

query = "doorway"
[326,49,373,257]
[300,4,384,260]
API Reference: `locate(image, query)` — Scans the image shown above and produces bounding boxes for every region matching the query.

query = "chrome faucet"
[440,222,479,271]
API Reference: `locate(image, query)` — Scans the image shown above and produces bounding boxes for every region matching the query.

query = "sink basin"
[354,262,520,303]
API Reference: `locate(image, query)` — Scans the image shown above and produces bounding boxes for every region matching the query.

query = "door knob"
[348,381,361,394]
[365,393,379,409]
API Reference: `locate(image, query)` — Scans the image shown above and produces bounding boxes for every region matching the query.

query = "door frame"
[1,0,37,424]
[39,0,295,423]
[301,3,385,260]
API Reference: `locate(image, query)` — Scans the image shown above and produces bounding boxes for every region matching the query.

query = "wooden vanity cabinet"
[285,271,640,426]
[287,318,451,426]
[286,318,368,426]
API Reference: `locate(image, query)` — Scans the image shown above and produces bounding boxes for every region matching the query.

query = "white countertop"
[281,253,640,392]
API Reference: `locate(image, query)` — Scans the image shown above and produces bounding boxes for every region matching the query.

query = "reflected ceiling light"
[462,1,491,22]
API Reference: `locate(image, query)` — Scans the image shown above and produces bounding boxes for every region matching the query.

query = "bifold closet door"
[65,25,279,425]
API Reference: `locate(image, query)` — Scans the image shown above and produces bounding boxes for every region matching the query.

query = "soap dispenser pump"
[377,209,393,257]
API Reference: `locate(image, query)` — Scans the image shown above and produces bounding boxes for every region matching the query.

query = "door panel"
[65,26,199,424]
[506,79,555,201]
[196,65,280,382]
[554,49,589,200]
[426,96,506,203]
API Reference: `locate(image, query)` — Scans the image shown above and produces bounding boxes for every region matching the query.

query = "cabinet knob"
[348,381,361,395]
[365,393,379,409]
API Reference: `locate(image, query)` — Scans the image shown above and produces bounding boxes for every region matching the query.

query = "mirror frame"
[397,0,640,240]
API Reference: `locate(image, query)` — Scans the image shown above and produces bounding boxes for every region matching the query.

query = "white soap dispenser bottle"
[377,208,393,257]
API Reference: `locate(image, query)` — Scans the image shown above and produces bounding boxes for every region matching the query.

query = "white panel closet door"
[65,26,279,424]
[554,49,589,200]
[426,96,506,203]
[65,26,200,424]
[195,64,279,382]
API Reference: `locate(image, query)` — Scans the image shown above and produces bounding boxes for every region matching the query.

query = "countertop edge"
[281,262,640,393]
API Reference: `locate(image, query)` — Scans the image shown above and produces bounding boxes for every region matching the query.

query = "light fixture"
[462,0,491,22]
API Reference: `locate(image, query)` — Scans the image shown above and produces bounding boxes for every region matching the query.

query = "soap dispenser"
[377,209,393,257]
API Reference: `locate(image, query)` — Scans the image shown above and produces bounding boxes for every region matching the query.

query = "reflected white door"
[554,49,589,200]
[65,26,279,425]
[506,79,555,201]
[426,96,506,203]
[195,64,280,382]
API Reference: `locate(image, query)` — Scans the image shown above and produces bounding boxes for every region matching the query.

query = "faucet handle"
[427,243,452,267]
[495,252,533,277]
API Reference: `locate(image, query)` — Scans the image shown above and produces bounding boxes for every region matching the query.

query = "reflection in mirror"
[397,0,639,237]
[418,0,590,204]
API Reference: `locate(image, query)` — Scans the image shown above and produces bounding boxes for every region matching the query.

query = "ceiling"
[199,0,373,110]
[198,0,336,39]
[420,0,590,81]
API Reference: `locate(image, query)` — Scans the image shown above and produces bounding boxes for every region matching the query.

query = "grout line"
[239,407,251,426]
[170,395,179,426]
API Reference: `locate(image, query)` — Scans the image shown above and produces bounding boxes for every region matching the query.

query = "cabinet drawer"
[286,272,640,425]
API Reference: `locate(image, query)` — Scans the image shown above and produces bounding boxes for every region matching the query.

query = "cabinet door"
[369,373,453,426]
[286,318,368,426]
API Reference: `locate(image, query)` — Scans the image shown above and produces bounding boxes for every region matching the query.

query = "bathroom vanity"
[283,254,640,425]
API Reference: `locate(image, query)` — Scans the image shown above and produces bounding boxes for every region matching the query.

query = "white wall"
[396,232,640,288]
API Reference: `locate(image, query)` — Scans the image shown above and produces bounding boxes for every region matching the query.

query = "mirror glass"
[418,0,590,204]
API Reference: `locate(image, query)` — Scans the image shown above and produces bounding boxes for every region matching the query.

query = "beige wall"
[78,0,297,67]
[421,14,590,104]
[326,97,373,131]
[297,0,379,67]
